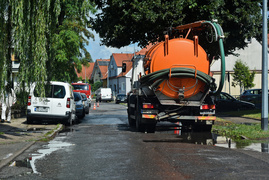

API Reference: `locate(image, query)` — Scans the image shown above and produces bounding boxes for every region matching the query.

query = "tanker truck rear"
[124,20,225,133]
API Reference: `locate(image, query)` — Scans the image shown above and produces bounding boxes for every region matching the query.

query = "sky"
[85,30,140,62]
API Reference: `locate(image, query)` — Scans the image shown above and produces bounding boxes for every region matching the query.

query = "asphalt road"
[2,102,269,179]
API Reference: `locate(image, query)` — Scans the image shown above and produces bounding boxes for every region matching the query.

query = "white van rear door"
[33,97,51,113]
[50,85,67,115]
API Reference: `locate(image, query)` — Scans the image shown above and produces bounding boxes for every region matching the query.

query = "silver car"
[81,93,90,114]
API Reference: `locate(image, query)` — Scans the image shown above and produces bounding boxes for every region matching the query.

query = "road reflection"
[155,123,269,153]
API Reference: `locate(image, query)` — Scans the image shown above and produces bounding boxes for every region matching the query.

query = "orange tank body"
[144,37,211,99]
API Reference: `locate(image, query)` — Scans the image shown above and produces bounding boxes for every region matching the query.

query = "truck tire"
[146,123,156,133]
[136,111,146,132]
[127,98,136,127]
[128,107,136,127]
[135,99,146,132]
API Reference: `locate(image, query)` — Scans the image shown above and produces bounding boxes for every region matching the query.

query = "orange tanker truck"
[123,20,225,133]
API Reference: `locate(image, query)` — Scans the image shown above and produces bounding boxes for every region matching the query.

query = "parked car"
[27,81,76,125]
[72,82,92,107]
[95,88,113,102]
[115,94,127,104]
[240,88,268,108]
[81,93,90,114]
[215,92,255,112]
[73,92,85,119]
[240,89,261,101]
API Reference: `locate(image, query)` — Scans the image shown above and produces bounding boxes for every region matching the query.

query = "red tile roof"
[135,43,155,55]
[117,61,133,77]
[76,62,94,79]
[93,59,110,80]
[112,53,134,67]
[100,65,108,80]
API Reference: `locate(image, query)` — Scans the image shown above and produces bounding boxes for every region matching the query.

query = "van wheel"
[65,116,72,126]
[27,117,33,124]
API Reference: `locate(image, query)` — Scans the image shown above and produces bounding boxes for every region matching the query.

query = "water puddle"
[214,135,269,153]
[29,136,74,174]
[154,123,269,153]
[174,130,269,153]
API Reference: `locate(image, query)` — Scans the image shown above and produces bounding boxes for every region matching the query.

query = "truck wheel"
[128,107,136,127]
[135,104,146,132]
[136,113,146,132]
[146,123,156,133]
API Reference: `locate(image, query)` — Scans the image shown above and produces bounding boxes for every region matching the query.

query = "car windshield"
[220,93,234,100]
[73,85,88,90]
[74,92,82,101]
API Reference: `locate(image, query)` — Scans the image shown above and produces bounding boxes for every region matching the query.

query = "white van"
[95,88,113,102]
[27,81,76,125]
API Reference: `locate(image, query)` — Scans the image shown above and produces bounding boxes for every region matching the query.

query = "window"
[121,82,125,91]
[72,85,89,90]
[53,85,66,98]
[34,85,66,98]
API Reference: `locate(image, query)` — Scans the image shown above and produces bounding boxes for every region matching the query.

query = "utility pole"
[85,65,86,83]
[261,0,268,131]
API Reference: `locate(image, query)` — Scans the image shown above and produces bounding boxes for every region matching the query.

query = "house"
[91,59,110,86]
[75,62,94,83]
[211,38,269,96]
[108,53,134,97]
[116,61,133,95]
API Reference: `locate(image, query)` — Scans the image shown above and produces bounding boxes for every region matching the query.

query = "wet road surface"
[2,102,269,179]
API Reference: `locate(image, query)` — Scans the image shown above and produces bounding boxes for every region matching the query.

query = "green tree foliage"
[92,81,102,92]
[232,60,255,93]
[92,0,262,57]
[0,0,96,96]
[0,1,13,93]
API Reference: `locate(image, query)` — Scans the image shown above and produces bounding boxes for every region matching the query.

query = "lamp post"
[261,0,268,131]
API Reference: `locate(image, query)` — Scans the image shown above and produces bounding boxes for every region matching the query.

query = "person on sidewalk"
[1,87,17,123]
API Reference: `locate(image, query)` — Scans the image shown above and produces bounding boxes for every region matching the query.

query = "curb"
[0,141,35,170]
[0,124,63,170]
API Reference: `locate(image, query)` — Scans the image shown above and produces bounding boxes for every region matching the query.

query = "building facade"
[211,38,269,96]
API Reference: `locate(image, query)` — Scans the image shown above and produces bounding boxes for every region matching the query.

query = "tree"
[232,60,255,93]
[91,0,262,58]
[0,0,96,97]
[92,81,102,93]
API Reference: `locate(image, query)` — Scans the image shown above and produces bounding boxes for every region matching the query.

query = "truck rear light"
[67,98,71,108]
[143,103,154,109]
[201,104,215,110]
[27,96,31,106]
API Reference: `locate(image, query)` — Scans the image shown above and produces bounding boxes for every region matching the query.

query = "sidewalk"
[0,117,62,170]
[217,115,261,124]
